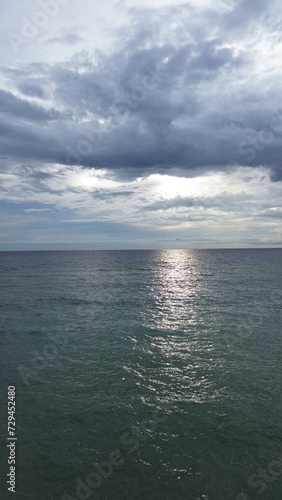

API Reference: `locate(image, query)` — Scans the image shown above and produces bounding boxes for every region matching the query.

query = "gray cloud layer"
[1,0,282,181]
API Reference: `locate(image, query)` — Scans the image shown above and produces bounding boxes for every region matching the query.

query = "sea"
[0,249,282,500]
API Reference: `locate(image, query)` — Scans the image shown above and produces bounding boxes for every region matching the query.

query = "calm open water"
[0,249,282,500]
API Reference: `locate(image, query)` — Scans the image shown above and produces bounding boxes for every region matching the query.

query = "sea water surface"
[0,249,282,500]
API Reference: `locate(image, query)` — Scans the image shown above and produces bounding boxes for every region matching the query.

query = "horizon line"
[0,247,282,252]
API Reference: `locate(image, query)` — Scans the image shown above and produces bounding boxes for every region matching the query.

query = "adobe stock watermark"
[223,290,282,352]
[61,405,170,500]
[8,0,71,54]
[17,325,76,386]
[65,65,167,165]
[237,111,282,163]
[236,445,282,499]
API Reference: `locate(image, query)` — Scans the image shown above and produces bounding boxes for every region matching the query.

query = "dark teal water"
[0,249,282,500]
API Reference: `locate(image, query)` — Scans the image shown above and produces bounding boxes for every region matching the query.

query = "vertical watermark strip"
[7,385,17,493]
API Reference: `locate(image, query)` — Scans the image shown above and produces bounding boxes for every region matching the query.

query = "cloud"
[24,208,52,212]
[260,208,282,219]
[46,33,84,45]
[0,1,281,182]
[222,0,278,34]
[0,89,59,121]
[18,82,45,98]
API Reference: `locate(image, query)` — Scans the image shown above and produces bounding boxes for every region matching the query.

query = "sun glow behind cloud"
[152,173,228,200]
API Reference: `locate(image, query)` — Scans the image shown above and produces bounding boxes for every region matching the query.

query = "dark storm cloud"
[18,82,45,99]
[188,39,239,73]
[0,89,59,121]
[1,0,282,182]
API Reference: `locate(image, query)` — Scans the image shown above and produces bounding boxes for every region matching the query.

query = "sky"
[0,0,282,250]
